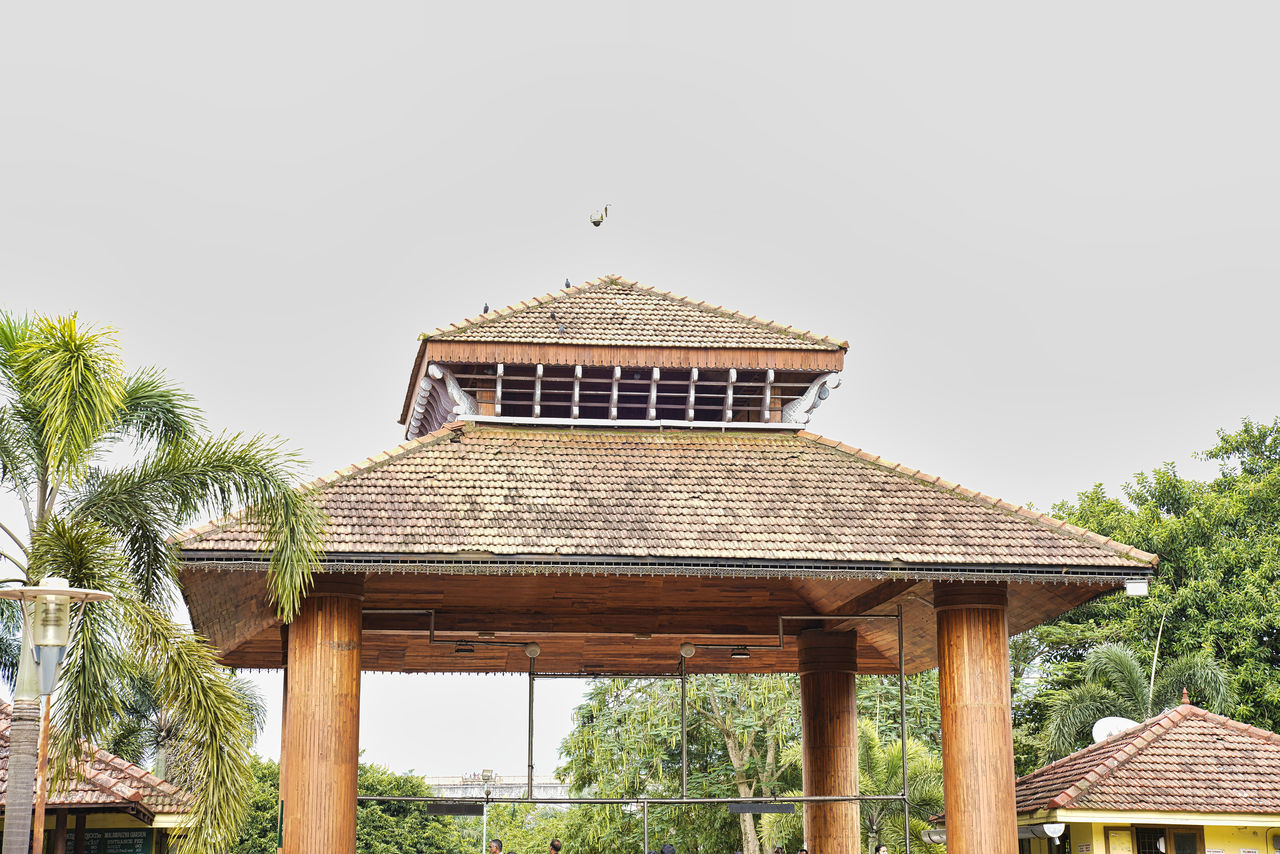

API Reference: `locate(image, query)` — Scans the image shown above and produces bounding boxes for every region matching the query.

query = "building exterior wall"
[1018,818,1280,854]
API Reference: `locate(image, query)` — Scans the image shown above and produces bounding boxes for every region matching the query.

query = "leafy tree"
[231,757,465,854]
[1044,642,1233,757]
[101,672,267,780]
[1010,417,1280,765]
[0,313,323,854]
[759,720,943,854]
[557,675,801,854]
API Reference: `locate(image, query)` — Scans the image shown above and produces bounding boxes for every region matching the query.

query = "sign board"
[727,803,795,814]
[1108,831,1134,854]
[1240,849,1258,854]
[60,829,152,854]
[1205,849,1224,854]
[1079,845,1092,853]
[418,801,485,816]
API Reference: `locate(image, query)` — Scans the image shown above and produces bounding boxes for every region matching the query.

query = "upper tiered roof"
[400,276,848,438]
[423,275,847,351]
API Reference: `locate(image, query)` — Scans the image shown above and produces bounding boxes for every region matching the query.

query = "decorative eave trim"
[797,431,1160,568]
[179,554,1135,586]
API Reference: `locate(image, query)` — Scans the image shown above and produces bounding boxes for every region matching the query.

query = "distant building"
[0,706,192,854]
[1008,701,1280,854]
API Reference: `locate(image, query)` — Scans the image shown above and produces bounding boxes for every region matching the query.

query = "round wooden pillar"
[935,582,1016,854]
[799,630,859,854]
[281,574,364,854]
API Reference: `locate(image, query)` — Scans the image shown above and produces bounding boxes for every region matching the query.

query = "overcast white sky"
[3,3,1279,777]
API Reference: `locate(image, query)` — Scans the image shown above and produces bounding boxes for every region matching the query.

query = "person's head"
[550,840,562,854]
[798,849,808,854]
[660,844,676,854]
[489,840,503,854]
[875,845,889,854]
[774,847,784,854]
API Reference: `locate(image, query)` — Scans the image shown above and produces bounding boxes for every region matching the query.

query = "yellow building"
[1012,700,1280,854]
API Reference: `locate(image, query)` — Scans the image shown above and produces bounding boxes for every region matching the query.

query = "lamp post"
[0,577,112,854]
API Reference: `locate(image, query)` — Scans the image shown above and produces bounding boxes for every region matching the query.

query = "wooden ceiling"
[182,568,1114,676]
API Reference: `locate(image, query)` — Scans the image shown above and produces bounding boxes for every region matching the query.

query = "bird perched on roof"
[482,303,489,313]
[564,278,571,289]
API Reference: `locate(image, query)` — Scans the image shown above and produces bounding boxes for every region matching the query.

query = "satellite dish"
[1092,716,1140,743]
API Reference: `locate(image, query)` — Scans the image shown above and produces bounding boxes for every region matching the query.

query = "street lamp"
[0,576,112,854]
[0,576,113,694]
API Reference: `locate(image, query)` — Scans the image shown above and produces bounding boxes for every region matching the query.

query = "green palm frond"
[123,602,256,854]
[1045,683,1125,758]
[1152,652,1235,713]
[13,314,126,478]
[68,432,324,616]
[110,368,202,448]
[1081,643,1150,717]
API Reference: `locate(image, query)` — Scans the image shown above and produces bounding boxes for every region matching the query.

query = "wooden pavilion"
[177,275,1157,854]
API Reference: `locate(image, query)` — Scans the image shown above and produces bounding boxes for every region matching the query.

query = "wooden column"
[72,815,85,854]
[935,582,1016,854]
[281,574,364,854]
[798,630,859,854]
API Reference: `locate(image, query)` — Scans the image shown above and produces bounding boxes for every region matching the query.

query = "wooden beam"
[494,363,503,417]
[423,340,845,372]
[685,368,698,421]
[646,368,659,420]
[532,363,544,418]
[609,366,620,420]
[571,365,582,418]
[760,368,774,422]
[827,579,920,632]
[722,368,737,421]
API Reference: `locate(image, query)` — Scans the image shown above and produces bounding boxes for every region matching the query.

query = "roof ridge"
[1046,706,1185,809]
[421,275,849,350]
[795,431,1159,567]
[172,422,469,546]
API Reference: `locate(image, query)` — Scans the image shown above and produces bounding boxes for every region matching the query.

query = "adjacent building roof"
[1015,703,1280,815]
[0,707,192,821]
[177,422,1155,575]
[423,276,848,351]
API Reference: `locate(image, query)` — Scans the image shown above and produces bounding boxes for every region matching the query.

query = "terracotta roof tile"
[0,707,192,814]
[1015,704,1280,814]
[424,276,848,351]
[177,423,1155,571]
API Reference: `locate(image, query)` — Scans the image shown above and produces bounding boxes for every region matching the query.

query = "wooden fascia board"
[423,340,845,371]
[399,340,430,426]
[1035,809,1280,826]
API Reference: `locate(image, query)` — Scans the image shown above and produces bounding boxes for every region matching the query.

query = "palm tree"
[1045,642,1235,758]
[759,719,945,854]
[0,313,323,854]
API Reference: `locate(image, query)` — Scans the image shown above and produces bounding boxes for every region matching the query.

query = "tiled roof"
[1015,704,1280,814]
[177,423,1156,571]
[0,707,191,815]
[424,276,848,351]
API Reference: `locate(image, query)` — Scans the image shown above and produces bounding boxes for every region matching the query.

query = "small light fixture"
[524,642,541,658]
[478,631,496,639]
[0,576,113,696]
[455,642,475,654]
[729,646,751,660]
[634,632,652,640]
[679,642,696,658]
[1124,578,1149,597]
